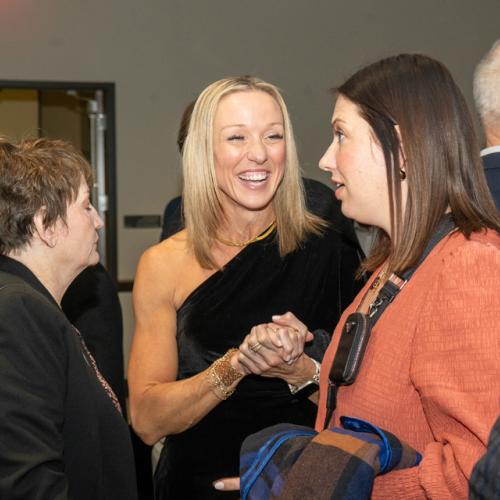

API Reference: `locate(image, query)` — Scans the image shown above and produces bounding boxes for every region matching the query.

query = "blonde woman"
[128,76,362,499]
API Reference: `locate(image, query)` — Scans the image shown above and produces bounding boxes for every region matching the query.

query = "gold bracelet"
[207,348,243,400]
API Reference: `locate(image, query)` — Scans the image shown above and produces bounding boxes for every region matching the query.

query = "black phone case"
[329,312,372,385]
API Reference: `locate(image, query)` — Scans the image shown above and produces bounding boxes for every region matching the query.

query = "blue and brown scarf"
[240,416,422,500]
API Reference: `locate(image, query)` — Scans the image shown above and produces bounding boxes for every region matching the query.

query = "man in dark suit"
[473,39,500,209]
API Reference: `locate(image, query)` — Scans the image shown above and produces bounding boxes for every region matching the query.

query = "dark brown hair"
[176,100,196,153]
[336,53,500,274]
[0,137,93,254]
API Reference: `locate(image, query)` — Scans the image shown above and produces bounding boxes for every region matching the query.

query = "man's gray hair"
[473,39,500,124]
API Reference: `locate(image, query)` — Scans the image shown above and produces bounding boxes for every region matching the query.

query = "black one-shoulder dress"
[154,181,363,500]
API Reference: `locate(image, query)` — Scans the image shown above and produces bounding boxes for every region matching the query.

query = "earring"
[47,240,56,248]
[399,168,406,180]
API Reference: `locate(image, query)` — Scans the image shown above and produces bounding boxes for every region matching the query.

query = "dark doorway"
[0,81,117,281]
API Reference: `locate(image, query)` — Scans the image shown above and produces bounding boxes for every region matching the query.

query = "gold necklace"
[216,221,276,248]
[357,266,389,314]
[370,262,391,290]
[369,272,387,292]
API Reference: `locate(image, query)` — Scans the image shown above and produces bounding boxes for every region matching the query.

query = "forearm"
[130,371,218,444]
[130,355,244,444]
[371,468,425,499]
[372,448,469,499]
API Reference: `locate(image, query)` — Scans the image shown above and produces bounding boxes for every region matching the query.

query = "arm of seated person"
[128,237,247,445]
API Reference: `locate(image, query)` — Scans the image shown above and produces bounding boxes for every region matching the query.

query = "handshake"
[233,311,319,391]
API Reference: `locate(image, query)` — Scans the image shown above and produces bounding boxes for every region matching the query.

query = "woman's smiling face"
[213,90,286,216]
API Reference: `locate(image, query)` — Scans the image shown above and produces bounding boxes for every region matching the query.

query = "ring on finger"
[249,342,263,352]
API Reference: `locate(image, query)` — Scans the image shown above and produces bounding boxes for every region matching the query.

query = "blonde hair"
[182,76,325,269]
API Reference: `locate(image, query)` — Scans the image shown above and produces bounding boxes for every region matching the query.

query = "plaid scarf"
[240,416,422,500]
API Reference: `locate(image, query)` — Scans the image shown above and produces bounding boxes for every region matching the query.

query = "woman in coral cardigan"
[219,54,500,499]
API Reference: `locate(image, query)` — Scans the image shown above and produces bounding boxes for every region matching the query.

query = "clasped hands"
[235,311,314,388]
[214,311,315,493]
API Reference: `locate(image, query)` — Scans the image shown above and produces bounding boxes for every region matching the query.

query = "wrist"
[287,356,321,395]
[207,348,244,400]
[229,350,246,375]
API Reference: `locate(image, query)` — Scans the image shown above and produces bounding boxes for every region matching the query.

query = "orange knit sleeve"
[372,237,500,499]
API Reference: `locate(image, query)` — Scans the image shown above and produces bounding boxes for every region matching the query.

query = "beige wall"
[1,0,498,366]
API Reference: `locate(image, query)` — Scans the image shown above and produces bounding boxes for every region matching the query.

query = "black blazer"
[482,151,500,210]
[0,256,137,500]
[62,263,126,412]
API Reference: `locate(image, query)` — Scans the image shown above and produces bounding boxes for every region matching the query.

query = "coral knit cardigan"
[316,229,500,499]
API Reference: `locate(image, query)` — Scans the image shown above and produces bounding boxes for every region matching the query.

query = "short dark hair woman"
[0,138,137,500]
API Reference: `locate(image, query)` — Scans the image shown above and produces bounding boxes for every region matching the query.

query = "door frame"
[0,80,118,282]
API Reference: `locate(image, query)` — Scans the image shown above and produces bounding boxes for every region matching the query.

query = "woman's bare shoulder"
[135,229,214,309]
[139,230,191,270]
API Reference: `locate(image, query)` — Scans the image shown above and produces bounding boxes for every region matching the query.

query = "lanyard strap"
[368,214,456,324]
